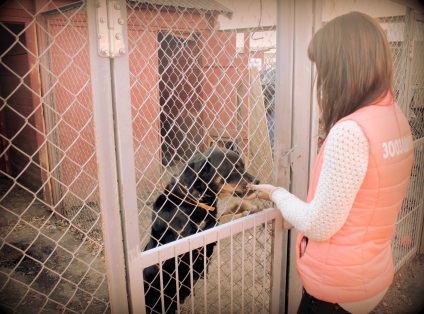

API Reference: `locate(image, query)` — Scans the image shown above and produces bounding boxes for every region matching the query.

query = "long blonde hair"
[308,11,393,138]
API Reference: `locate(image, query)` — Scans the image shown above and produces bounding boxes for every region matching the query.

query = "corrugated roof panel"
[132,0,233,19]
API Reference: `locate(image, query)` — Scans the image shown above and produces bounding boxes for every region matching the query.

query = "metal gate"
[104,1,289,313]
[1,0,423,314]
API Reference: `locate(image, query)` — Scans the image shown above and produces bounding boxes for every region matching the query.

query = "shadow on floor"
[372,254,424,314]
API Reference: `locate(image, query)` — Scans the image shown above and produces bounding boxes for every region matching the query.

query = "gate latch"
[95,0,126,58]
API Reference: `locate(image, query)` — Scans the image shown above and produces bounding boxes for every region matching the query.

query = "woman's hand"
[247,184,294,229]
[245,184,279,201]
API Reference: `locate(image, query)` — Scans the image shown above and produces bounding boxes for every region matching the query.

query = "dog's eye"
[235,163,243,171]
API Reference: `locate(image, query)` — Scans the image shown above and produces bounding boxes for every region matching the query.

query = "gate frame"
[87,0,319,312]
[87,0,132,312]
[87,0,293,312]
[276,1,322,312]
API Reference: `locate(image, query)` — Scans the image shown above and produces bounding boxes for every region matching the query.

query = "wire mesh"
[393,11,424,270]
[127,1,278,312]
[1,0,422,313]
[409,14,424,141]
[140,208,278,314]
[1,0,279,312]
[179,225,274,314]
[0,1,109,313]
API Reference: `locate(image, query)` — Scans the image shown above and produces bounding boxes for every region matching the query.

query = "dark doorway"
[0,22,41,192]
[158,32,203,164]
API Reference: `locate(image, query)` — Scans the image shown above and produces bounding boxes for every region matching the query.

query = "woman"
[248,12,414,313]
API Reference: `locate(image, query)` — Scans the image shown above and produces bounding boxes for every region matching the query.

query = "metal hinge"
[95,0,126,58]
[409,38,414,61]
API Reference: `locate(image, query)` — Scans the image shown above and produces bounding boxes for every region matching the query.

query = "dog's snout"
[244,173,258,184]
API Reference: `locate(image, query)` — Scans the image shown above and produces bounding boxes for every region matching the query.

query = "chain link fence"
[395,9,424,270]
[126,1,279,312]
[0,1,108,313]
[1,0,423,313]
[1,0,279,312]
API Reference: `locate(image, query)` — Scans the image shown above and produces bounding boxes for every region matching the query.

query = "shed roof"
[134,0,233,19]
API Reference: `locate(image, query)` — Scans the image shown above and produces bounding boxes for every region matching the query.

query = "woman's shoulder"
[327,120,369,151]
[330,120,365,137]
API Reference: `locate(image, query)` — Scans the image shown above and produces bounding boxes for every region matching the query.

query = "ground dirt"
[1,178,423,313]
[0,180,109,313]
[372,254,424,314]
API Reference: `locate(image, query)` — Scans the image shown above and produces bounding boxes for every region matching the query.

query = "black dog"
[143,147,258,313]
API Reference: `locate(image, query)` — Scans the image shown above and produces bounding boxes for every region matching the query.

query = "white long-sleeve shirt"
[271,120,369,241]
[271,120,389,313]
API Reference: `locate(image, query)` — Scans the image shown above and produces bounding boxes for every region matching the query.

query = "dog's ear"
[179,154,212,186]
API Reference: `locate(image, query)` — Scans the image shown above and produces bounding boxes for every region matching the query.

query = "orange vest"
[297,94,414,303]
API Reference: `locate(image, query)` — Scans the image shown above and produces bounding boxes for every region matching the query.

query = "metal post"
[275,0,321,312]
[87,0,131,312]
[106,0,146,312]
